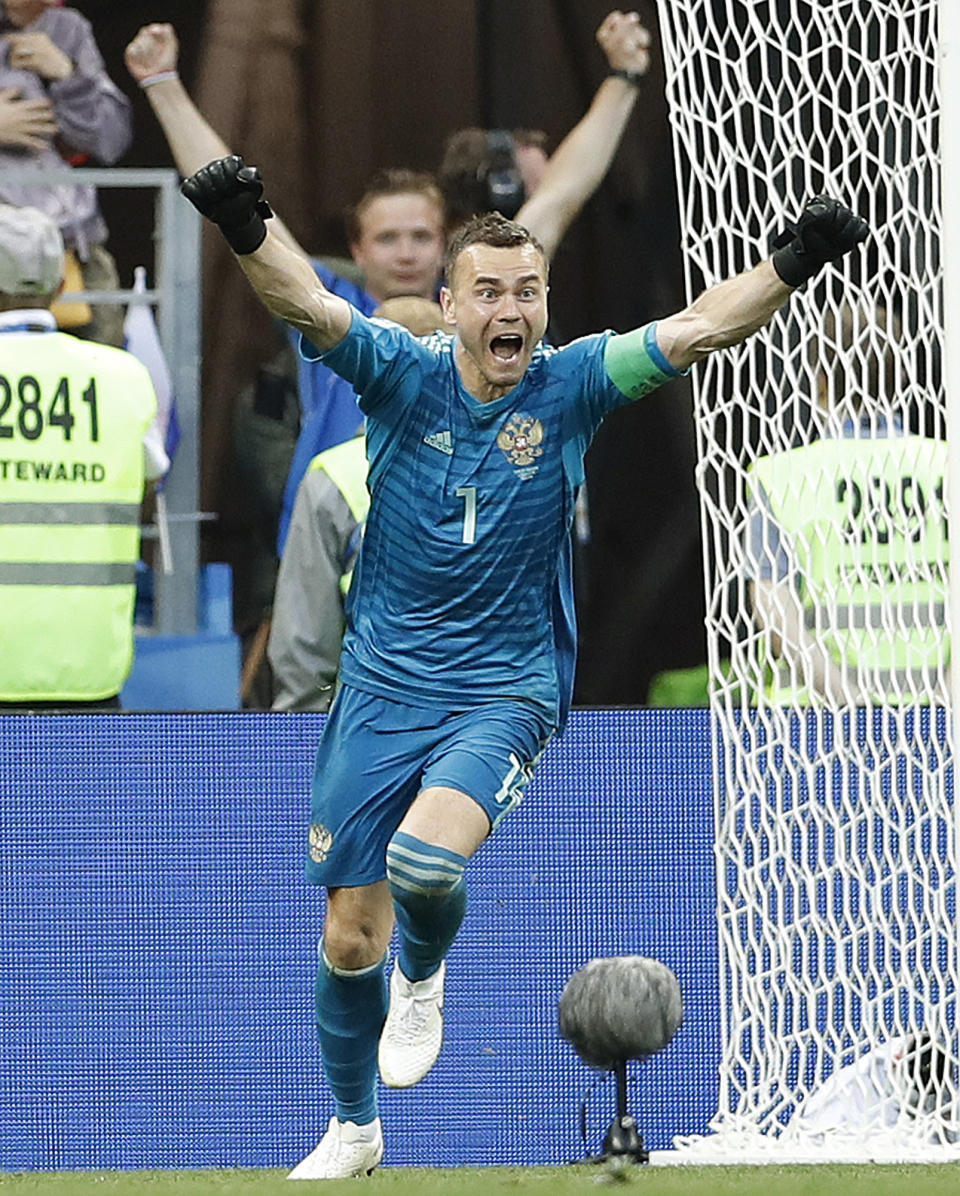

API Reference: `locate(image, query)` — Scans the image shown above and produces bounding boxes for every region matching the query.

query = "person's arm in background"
[6,12,132,161]
[516,9,651,260]
[142,418,170,488]
[750,576,868,705]
[124,23,306,257]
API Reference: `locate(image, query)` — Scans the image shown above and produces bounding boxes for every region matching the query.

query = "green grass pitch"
[1,1166,960,1195]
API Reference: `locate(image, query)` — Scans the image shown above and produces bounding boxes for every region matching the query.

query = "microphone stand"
[584,1059,649,1165]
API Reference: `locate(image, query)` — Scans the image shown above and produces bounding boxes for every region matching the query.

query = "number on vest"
[836,474,946,545]
[0,375,99,443]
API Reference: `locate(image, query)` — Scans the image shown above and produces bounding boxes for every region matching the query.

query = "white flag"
[123,265,172,481]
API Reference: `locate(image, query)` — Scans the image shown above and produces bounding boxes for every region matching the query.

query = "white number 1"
[455,486,477,544]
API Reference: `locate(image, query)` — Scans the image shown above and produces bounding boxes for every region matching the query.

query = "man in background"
[0,204,164,709]
[437,9,651,246]
[746,300,949,706]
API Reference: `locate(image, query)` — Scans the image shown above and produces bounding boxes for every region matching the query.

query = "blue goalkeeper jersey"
[303,310,678,726]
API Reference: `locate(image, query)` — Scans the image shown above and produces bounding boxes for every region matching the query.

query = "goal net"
[655,0,957,1160]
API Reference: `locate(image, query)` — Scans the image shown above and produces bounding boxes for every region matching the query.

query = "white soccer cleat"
[286,1116,383,1180]
[378,961,446,1088]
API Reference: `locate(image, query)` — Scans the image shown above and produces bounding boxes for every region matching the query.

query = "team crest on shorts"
[309,823,334,863]
[497,414,544,477]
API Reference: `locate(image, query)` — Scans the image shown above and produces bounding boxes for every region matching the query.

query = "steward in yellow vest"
[746,299,950,707]
[748,434,949,705]
[267,435,369,712]
[0,205,159,706]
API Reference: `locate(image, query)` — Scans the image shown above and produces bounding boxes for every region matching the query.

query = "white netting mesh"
[655,0,957,1159]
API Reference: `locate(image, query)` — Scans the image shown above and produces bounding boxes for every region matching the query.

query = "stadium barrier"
[0,708,717,1170]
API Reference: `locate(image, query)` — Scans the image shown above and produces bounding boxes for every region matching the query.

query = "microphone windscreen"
[558,956,682,1069]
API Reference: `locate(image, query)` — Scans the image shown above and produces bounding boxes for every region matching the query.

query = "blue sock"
[314,940,387,1125]
[385,831,468,982]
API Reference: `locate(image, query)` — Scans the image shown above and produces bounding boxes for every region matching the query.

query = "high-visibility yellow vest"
[0,331,156,700]
[748,435,949,704]
[306,435,369,596]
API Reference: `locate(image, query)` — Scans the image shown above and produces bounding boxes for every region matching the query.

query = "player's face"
[350,193,444,304]
[441,242,549,399]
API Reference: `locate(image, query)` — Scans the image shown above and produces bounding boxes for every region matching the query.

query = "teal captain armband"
[604,321,686,399]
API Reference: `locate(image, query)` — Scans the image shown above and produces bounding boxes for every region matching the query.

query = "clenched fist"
[770,196,870,288]
[180,155,274,255]
[124,23,179,84]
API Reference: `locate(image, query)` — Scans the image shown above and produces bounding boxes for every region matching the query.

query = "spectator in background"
[267,297,451,713]
[437,9,651,245]
[0,204,166,710]
[0,0,133,347]
[271,169,445,553]
[439,127,551,233]
[745,299,949,706]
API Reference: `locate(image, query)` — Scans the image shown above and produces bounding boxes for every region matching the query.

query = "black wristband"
[221,199,274,255]
[771,241,816,289]
[609,68,643,87]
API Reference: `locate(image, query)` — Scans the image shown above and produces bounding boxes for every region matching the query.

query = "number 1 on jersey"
[456,486,477,544]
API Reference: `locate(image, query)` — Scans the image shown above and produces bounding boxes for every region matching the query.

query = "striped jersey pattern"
[306,311,655,724]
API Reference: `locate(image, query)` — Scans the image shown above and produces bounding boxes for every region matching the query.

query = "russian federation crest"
[497,414,544,477]
[309,823,334,863]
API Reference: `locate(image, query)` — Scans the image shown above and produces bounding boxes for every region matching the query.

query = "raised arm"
[654,260,793,371]
[180,156,352,353]
[655,197,870,372]
[516,9,651,260]
[125,24,306,257]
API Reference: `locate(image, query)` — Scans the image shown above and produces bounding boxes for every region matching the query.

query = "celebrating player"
[180,156,868,1178]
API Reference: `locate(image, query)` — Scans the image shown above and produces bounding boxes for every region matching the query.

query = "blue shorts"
[306,684,555,888]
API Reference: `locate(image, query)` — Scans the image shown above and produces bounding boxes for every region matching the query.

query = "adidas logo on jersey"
[423,430,454,455]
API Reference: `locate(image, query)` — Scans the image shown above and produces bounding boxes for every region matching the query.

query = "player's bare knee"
[322,915,389,970]
[323,884,393,969]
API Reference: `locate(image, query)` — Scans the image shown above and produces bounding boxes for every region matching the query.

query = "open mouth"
[490,334,524,362]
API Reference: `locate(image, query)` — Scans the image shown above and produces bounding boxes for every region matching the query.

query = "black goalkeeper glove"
[180,154,274,255]
[769,195,869,288]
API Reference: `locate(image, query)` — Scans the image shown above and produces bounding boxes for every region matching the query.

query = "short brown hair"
[444,212,547,286]
[346,169,444,244]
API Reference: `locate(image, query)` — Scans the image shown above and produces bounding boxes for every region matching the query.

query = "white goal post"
[655,0,960,1161]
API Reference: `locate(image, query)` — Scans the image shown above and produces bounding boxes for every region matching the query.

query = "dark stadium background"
[86,0,703,707]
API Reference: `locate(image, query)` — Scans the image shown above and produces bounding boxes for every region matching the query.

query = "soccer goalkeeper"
[180,159,868,1178]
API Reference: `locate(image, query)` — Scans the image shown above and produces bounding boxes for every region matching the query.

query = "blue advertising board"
[0,710,718,1170]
